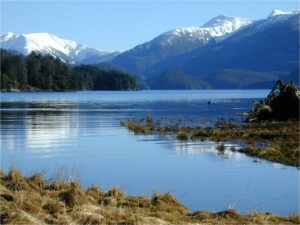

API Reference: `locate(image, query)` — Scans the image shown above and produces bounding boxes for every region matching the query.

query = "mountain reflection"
[0,110,78,153]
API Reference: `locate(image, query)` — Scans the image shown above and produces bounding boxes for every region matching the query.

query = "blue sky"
[1,1,299,51]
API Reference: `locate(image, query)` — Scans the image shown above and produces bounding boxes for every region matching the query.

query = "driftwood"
[246,80,300,122]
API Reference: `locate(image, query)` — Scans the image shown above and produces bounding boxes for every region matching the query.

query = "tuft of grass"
[289,214,300,224]
[177,131,189,140]
[86,186,105,202]
[146,115,153,126]
[106,187,126,200]
[216,209,243,219]
[60,182,86,207]
[43,201,66,214]
[230,146,237,152]
[216,143,226,153]
[4,168,28,191]
[124,196,151,208]
[122,119,154,135]
[151,192,189,215]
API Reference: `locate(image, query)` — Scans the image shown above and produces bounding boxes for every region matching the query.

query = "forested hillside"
[147,69,211,90]
[0,49,137,91]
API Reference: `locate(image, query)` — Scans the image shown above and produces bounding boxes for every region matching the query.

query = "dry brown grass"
[0,169,298,225]
[60,182,86,207]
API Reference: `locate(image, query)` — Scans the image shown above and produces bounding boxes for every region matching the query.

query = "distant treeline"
[0,49,137,91]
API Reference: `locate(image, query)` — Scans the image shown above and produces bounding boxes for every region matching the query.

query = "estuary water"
[0,90,299,215]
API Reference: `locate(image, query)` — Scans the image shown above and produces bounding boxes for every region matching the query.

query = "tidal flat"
[121,118,299,167]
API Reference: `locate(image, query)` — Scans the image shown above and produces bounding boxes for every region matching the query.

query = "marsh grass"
[122,118,299,167]
[216,143,226,154]
[177,131,189,140]
[1,169,298,225]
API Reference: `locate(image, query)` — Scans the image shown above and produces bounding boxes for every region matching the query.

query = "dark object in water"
[246,80,300,122]
[208,100,211,105]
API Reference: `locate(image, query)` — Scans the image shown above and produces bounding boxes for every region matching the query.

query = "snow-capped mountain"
[0,32,120,64]
[148,15,251,46]
[202,14,252,41]
[112,15,252,74]
[248,9,299,33]
[145,9,299,88]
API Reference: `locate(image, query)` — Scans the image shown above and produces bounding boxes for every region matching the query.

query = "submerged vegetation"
[1,169,299,225]
[121,118,299,167]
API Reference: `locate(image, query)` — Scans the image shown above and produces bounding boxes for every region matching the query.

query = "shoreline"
[1,89,270,92]
[1,168,299,225]
[0,89,138,93]
[121,118,300,167]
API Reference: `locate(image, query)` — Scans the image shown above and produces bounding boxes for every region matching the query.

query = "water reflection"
[171,140,244,155]
[25,112,77,150]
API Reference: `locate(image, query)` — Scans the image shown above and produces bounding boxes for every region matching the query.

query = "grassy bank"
[121,117,299,167]
[0,169,299,225]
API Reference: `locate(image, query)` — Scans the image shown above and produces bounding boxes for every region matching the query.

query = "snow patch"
[269,9,293,17]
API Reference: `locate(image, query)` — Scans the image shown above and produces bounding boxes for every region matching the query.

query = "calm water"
[0,90,299,215]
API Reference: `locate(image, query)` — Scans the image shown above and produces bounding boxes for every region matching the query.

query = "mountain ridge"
[111,14,252,74]
[140,11,299,89]
[0,32,120,64]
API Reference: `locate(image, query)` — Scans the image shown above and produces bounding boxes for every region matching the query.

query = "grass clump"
[121,118,154,135]
[106,187,125,200]
[60,182,86,207]
[288,214,300,224]
[86,186,105,202]
[216,143,226,154]
[101,187,126,206]
[124,196,151,208]
[43,201,65,214]
[4,168,29,191]
[151,192,188,211]
[177,131,189,140]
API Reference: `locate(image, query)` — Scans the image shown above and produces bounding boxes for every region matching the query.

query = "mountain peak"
[268,9,293,17]
[206,14,231,21]
[163,14,252,40]
[1,32,16,41]
[23,32,56,39]
[6,32,15,37]
[202,15,251,28]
